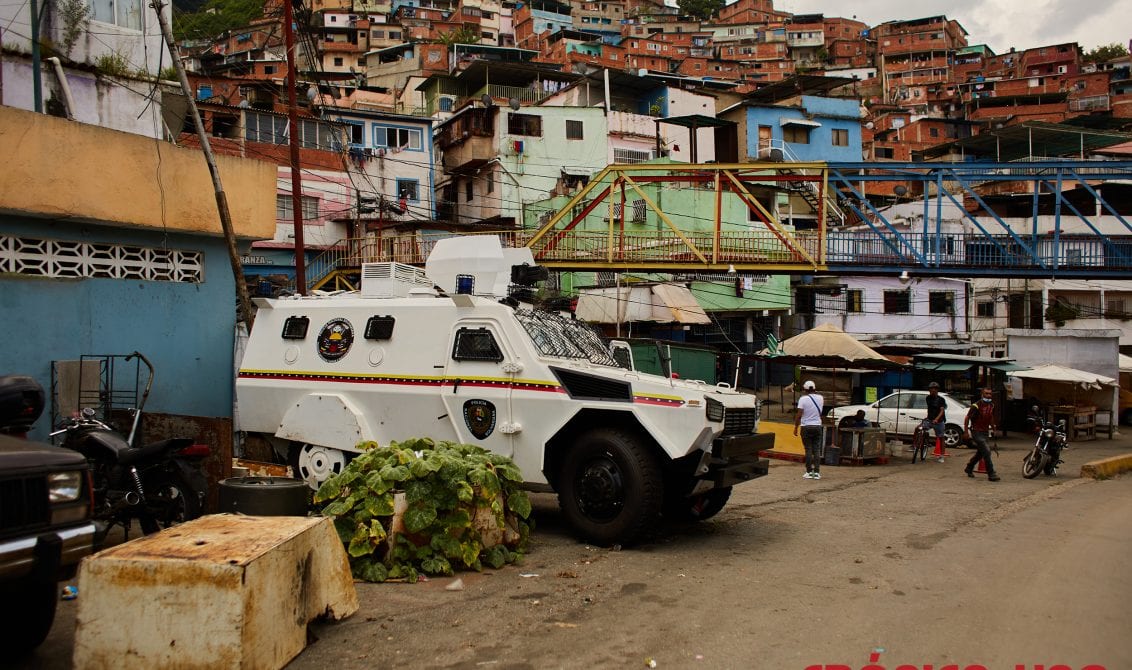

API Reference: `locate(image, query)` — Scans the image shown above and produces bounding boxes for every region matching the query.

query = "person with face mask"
[963,387,1000,481]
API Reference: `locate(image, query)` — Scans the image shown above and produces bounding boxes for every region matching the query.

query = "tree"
[1084,43,1129,64]
[437,26,481,46]
[676,0,724,21]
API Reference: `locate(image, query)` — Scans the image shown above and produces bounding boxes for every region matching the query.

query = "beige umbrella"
[760,323,893,367]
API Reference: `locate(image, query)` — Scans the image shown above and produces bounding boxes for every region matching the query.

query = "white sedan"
[830,390,971,448]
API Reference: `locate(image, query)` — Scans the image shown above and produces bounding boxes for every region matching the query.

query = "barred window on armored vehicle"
[514,310,619,367]
[364,316,396,340]
[452,328,504,362]
[281,316,310,340]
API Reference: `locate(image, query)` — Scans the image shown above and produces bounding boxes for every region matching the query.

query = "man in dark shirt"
[925,381,947,461]
[964,387,1000,481]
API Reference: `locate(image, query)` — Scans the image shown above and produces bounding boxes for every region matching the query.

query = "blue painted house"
[722,94,863,163]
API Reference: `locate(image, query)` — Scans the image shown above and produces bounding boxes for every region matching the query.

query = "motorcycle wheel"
[140,472,204,534]
[1022,449,1047,479]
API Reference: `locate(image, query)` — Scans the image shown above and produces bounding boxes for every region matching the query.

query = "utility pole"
[283,0,307,294]
[150,0,256,330]
[29,0,42,112]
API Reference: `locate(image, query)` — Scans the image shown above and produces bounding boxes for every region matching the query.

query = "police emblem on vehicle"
[463,399,497,439]
[316,318,354,362]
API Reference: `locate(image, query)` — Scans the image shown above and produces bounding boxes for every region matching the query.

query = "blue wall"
[745,96,863,162]
[0,217,240,439]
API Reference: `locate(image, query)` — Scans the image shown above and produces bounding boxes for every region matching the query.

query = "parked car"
[830,390,970,448]
[1,375,97,653]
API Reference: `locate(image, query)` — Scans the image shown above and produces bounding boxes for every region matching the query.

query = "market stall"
[1007,364,1119,440]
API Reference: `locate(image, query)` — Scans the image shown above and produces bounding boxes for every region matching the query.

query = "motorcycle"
[22,353,208,544]
[1022,417,1068,479]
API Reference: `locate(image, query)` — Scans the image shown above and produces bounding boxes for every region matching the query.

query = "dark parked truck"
[237,237,774,546]
[0,435,95,652]
[0,375,96,653]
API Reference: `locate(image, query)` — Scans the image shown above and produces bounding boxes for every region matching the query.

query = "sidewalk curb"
[1079,453,1132,479]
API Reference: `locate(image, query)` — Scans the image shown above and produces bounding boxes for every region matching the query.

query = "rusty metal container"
[73,514,358,670]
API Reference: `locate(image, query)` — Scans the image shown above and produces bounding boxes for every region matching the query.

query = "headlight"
[1042,428,1054,439]
[706,398,725,422]
[48,471,83,503]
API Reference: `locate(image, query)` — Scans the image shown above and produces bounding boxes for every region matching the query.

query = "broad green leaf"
[403,502,438,533]
[321,498,354,518]
[455,481,475,504]
[483,545,506,569]
[353,558,388,583]
[314,476,342,503]
[365,470,393,495]
[368,519,387,542]
[365,492,395,517]
[431,533,461,558]
[420,556,452,576]
[347,525,374,558]
[379,464,410,482]
[506,491,532,519]
[404,479,432,504]
[459,540,481,567]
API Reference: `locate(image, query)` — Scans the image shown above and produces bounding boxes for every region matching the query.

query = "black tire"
[664,486,732,523]
[911,426,926,463]
[557,427,663,546]
[943,424,965,448]
[146,471,204,530]
[1022,449,1046,479]
[218,477,311,516]
[0,580,57,654]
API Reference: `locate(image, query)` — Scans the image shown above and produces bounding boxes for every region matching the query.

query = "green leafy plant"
[93,52,131,78]
[315,438,532,583]
[1044,300,1080,327]
[58,0,91,58]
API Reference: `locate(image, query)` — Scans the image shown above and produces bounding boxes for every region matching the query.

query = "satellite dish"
[306,87,318,101]
[893,185,908,197]
[508,97,521,111]
[481,93,494,108]
[238,99,250,108]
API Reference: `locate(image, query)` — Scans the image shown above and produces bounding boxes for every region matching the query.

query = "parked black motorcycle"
[3,353,208,544]
[1022,417,1068,479]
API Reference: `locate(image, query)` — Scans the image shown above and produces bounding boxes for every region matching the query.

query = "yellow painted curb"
[1079,453,1132,479]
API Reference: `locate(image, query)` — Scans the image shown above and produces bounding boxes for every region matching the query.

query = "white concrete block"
[74,514,358,670]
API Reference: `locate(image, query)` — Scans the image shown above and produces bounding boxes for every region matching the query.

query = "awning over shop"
[913,353,1029,373]
[780,117,822,128]
[575,284,710,325]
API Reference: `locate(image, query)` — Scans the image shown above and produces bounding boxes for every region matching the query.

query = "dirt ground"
[24,432,1132,670]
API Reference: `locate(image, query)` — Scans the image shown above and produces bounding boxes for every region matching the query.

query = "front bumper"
[0,523,97,582]
[690,432,774,493]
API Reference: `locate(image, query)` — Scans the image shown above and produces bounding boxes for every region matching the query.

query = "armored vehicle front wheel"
[557,428,663,546]
[290,443,347,490]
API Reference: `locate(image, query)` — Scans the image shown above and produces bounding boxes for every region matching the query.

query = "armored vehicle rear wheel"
[557,428,662,546]
[289,443,347,490]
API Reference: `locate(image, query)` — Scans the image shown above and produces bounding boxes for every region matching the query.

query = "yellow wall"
[0,106,276,239]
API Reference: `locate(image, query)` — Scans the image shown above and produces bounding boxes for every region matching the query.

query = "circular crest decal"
[462,399,497,440]
[316,318,354,362]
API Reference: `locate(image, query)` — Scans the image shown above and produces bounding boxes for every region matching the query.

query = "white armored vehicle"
[237,237,772,545]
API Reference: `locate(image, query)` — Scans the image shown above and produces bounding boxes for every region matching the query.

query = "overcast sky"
[776,0,1132,53]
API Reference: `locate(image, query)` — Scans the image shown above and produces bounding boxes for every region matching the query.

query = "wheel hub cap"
[576,457,623,521]
[297,444,346,489]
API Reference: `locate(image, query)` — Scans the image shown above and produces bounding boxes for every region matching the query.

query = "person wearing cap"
[793,380,825,480]
[925,381,947,461]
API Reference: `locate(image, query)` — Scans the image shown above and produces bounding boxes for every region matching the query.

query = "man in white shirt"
[793,380,825,480]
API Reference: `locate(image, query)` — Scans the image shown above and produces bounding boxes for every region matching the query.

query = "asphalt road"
[20,434,1132,670]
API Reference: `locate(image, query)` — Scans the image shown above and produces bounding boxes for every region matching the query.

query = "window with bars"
[613,147,653,164]
[507,113,543,137]
[276,195,320,221]
[246,112,288,144]
[929,291,955,314]
[846,289,863,313]
[566,120,584,140]
[397,179,419,202]
[884,289,911,314]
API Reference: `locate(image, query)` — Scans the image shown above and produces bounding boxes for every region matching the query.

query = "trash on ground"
[61,585,78,600]
[446,578,465,591]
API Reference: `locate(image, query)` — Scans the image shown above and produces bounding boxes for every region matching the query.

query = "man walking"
[794,380,825,480]
[964,387,1000,481]
[925,381,947,462]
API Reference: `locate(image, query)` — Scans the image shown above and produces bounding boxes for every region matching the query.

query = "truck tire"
[664,486,732,523]
[0,580,56,653]
[557,427,663,546]
[218,477,311,516]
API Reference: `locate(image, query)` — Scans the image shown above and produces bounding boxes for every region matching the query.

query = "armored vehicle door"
[440,320,515,457]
